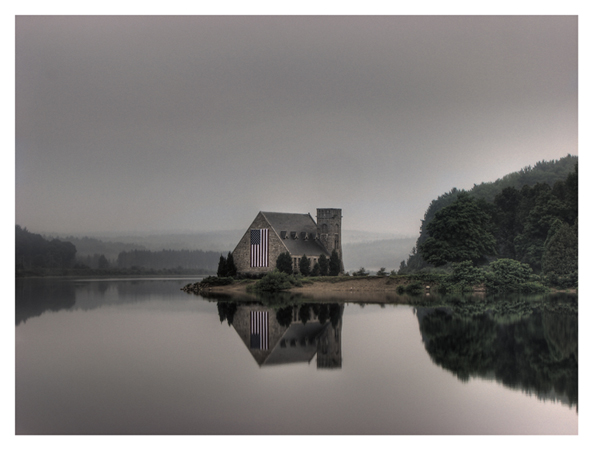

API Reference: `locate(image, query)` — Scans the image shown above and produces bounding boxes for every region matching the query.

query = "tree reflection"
[418,299,578,408]
[16,280,76,325]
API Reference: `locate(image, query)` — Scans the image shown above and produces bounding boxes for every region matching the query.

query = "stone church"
[232,208,343,275]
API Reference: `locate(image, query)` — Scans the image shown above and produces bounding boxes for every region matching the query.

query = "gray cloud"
[16,16,577,235]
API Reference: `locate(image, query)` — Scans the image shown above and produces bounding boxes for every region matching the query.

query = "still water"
[15,277,578,435]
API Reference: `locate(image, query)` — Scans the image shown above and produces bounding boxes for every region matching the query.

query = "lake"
[15,277,578,435]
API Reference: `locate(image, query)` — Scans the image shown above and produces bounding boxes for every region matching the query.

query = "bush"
[249,270,303,292]
[485,258,548,293]
[353,267,369,276]
[405,281,423,295]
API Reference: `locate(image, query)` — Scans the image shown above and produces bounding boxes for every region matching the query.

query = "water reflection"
[16,278,577,414]
[416,295,578,409]
[16,279,76,325]
[214,293,577,408]
[217,301,343,369]
[15,278,197,325]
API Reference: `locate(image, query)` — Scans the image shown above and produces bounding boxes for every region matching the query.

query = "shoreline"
[187,276,577,296]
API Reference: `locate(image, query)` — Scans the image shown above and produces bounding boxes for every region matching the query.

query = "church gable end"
[232,209,342,276]
[232,212,288,276]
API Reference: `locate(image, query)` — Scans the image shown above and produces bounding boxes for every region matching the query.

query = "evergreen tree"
[329,250,341,276]
[298,304,311,324]
[276,252,293,274]
[299,254,311,276]
[226,252,237,277]
[311,262,321,276]
[217,254,227,277]
[276,306,293,328]
[318,254,329,276]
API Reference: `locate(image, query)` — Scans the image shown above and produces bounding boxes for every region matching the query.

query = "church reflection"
[217,302,343,369]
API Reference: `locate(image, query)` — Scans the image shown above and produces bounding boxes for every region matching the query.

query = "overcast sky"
[15,15,578,236]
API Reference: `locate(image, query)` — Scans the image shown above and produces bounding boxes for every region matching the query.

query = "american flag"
[250,310,269,350]
[250,229,269,267]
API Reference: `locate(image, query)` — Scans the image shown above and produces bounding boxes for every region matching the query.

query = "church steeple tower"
[316,208,343,272]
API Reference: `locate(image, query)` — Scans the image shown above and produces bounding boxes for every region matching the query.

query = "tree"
[298,304,311,324]
[542,221,577,276]
[329,250,341,276]
[226,252,237,277]
[299,254,311,276]
[397,260,407,274]
[97,254,110,269]
[376,267,388,276]
[318,254,329,276]
[353,267,369,276]
[311,262,321,276]
[276,306,293,328]
[419,193,497,266]
[276,252,293,274]
[217,254,227,277]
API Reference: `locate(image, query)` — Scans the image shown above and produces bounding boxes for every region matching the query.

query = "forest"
[400,155,578,289]
[15,226,220,276]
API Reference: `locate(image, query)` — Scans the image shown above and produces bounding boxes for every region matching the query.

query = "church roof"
[260,211,330,257]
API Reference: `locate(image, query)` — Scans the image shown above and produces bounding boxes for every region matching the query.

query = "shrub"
[485,258,548,293]
[353,267,369,276]
[405,281,423,295]
[249,270,303,292]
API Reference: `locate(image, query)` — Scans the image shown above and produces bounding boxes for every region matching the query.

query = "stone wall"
[232,212,289,275]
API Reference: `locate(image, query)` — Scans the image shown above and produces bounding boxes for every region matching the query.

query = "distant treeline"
[61,235,147,261]
[16,225,222,276]
[402,155,578,286]
[16,225,76,271]
[116,249,221,271]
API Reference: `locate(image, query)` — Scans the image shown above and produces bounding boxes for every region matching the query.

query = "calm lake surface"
[15,277,578,435]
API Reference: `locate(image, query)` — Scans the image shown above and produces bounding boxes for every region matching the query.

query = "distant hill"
[343,237,417,273]
[43,229,412,271]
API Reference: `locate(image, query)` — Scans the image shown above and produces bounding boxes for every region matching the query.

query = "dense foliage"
[16,226,77,271]
[419,193,497,266]
[418,299,577,407]
[403,156,578,288]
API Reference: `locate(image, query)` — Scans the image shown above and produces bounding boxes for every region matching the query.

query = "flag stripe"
[250,311,269,350]
[250,229,269,267]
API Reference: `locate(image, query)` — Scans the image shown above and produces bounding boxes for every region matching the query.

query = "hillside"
[403,154,578,275]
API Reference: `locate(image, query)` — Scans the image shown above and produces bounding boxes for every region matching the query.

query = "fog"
[15,16,577,236]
